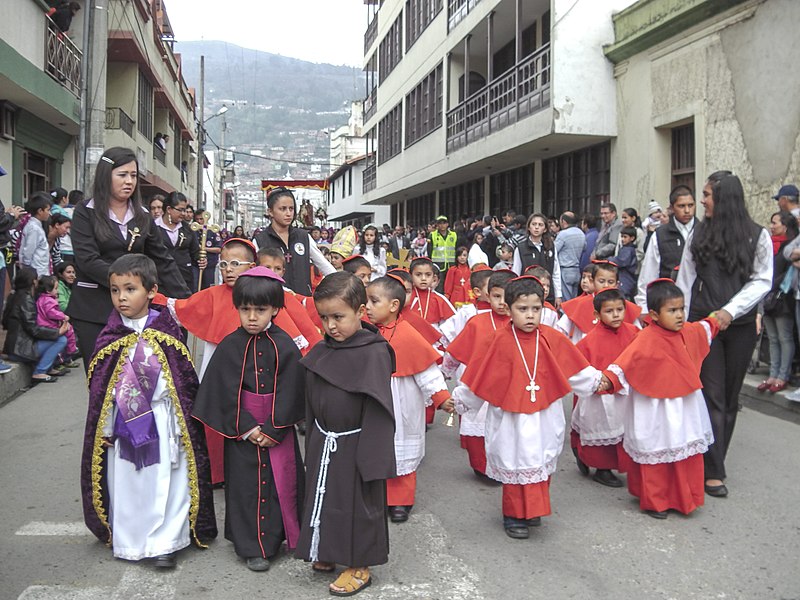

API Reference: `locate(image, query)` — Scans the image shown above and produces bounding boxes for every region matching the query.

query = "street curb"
[740,372,800,424]
[0,362,33,409]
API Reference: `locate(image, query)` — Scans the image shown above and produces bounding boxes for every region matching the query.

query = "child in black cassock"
[295,271,396,597]
[193,266,305,572]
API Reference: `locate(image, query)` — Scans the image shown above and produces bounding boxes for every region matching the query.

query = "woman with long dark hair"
[617,207,646,266]
[156,191,201,293]
[66,147,190,367]
[511,213,562,305]
[353,224,386,280]
[252,187,335,294]
[677,171,772,498]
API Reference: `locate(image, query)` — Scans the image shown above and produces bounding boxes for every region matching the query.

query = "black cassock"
[193,324,305,559]
[296,326,396,567]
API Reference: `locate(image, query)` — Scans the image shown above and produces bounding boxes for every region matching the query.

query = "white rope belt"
[308,419,362,562]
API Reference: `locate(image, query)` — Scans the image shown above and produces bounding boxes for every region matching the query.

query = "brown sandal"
[313,561,335,573]
[329,567,371,597]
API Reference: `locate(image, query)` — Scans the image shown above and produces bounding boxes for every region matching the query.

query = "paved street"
[1,369,798,600]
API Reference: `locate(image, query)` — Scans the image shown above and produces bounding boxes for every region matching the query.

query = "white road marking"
[16,521,90,536]
[18,566,179,600]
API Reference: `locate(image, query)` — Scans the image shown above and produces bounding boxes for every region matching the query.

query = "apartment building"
[361,0,637,227]
[0,0,83,204]
[328,155,391,229]
[104,0,198,202]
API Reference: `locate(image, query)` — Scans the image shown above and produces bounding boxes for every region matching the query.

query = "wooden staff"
[189,211,220,357]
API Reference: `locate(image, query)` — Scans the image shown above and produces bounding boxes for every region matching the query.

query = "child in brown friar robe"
[296,272,396,597]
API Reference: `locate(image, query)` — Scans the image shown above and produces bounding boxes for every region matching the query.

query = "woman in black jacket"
[156,191,201,293]
[66,147,190,368]
[3,267,68,384]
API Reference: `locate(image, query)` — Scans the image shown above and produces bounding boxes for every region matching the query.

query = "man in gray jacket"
[554,211,585,300]
[592,203,622,259]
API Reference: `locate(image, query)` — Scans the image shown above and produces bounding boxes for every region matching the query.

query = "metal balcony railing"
[448,0,482,31]
[45,17,82,97]
[364,89,377,122]
[363,159,376,193]
[365,16,379,52]
[154,143,167,165]
[446,44,551,154]
[105,107,136,138]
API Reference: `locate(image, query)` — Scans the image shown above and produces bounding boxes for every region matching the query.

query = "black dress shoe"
[526,517,542,527]
[704,483,728,497]
[645,510,668,520]
[572,447,589,476]
[593,469,624,488]
[388,506,409,523]
[153,553,177,568]
[246,557,270,572]
[503,517,529,539]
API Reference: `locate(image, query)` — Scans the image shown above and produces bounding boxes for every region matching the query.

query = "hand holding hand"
[714,309,733,331]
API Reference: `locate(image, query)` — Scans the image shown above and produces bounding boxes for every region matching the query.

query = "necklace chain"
[512,326,541,403]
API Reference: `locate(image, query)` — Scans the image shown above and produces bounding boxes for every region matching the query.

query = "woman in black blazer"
[66,147,191,368]
[156,191,200,293]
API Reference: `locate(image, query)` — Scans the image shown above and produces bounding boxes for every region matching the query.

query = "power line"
[203,132,333,168]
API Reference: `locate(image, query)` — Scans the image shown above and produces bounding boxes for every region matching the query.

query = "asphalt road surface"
[1,369,798,600]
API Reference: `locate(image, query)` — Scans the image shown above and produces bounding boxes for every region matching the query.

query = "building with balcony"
[361,0,637,226]
[328,155,391,229]
[0,0,83,205]
[104,0,198,203]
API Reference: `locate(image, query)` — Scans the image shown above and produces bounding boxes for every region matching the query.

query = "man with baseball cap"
[428,215,458,291]
[774,184,799,218]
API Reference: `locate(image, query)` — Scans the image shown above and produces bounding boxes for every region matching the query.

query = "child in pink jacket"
[36,275,78,361]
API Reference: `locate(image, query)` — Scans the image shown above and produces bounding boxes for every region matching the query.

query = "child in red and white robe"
[572,288,639,487]
[439,266,494,347]
[602,279,717,519]
[454,276,608,539]
[409,257,455,331]
[523,265,559,328]
[366,275,454,523]
[443,270,515,476]
[557,261,641,344]
[443,247,472,307]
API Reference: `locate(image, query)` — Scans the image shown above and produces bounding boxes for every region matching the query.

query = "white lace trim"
[571,420,624,446]
[166,297,181,327]
[459,421,485,437]
[485,455,558,485]
[623,435,712,465]
[580,434,623,447]
[395,457,422,477]
[607,364,629,395]
[454,396,471,415]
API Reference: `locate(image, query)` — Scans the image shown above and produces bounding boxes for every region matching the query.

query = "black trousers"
[72,319,106,375]
[699,320,758,480]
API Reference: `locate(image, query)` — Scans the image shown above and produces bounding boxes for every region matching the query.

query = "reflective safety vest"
[430,230,457,267]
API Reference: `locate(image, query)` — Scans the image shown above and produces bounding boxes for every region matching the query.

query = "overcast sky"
[165,0,368,66]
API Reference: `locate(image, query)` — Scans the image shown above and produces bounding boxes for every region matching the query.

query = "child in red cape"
[409,257,455,329]
[443,247,472,307]
[439,266,494,347]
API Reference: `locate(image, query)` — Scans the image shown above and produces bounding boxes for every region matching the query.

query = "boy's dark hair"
[232,275,285,309]
[620,226,637,239]
[581,213,598,230]
[108,254,158,291]
[24,192,51,215]
[513,214,527,228]
[504,277,544,307]
[387,268,412,284]
[669,185,693,205]
[523,265,551,282]
[49,213,71,228]
[470,268,494,290]
[499,242,514,253]
[582,263,594,275]
[36,275,58,298]
[592,261,619,278]
[647,280,684,313]
[593,288,626,312]
[314,271,367,311]
[342,255,371,274]
[257,247,285,264]
[13,266,37,292]
[367,276,406,312]
[488,270,515,291]
[68,189,84,205]
[410,257,433,274]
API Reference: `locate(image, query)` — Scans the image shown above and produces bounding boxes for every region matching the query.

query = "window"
[405,62,443,146]
[348,168,353,196]
[173,121,181,169]
[137,71,153,139]
[490,164,534,217]
[378,102,403,164]
[543,142,610,217]
[406,0,442,50]
[379,12,403,83]
[406,192,435,228]
[440,179,484,222]
[23,150,52,200]
[0,102,16,140]
[671,123,695,190]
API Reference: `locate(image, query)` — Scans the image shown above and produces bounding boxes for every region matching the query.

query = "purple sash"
[113,325,162,470]
[241,390,300,549]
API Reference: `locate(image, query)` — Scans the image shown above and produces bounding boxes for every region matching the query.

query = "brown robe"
[295,325,396,567]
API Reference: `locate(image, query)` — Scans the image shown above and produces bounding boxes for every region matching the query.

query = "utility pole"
[196,55,205,211]
[83,0,108,192]
[219,111,227,227]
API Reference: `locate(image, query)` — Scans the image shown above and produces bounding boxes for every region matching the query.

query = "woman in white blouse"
[353,224,387,280]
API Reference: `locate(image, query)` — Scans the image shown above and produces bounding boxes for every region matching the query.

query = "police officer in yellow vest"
[428,215,458,292]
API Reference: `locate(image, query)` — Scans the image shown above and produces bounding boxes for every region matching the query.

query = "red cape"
[282,291,323,350]
[561,294,642,334]
[576,322,640,369]
[444,264,472,304]
[412,288,455,324]
[462,324,589,414]
[377,318,441,377]
[447,311,510,365]
[400,306,442,345]
[606,319,718,398]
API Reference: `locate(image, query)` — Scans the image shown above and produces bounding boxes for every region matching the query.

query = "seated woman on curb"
[2,267,69,384]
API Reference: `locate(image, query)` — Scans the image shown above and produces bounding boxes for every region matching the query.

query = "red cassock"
[447,311,510,474]
[412,288,455,325]
[378,318,449,506]
[444,264,472,305]
[604,319,719,514]
[573,322,639,470]
[561,293,642,335]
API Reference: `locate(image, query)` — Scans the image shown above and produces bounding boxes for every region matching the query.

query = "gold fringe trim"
[86,329,205,549]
